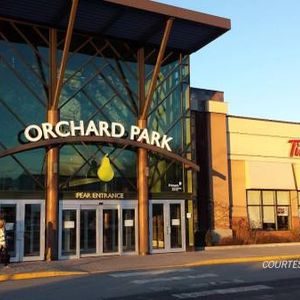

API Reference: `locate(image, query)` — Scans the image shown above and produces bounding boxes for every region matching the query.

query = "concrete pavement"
[1,242,300,282]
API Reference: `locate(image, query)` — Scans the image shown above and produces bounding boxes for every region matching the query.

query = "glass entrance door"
[80,208,97,255]
[0,200,45,262]
[152,203,165,250]
[103,208,119,253]
[61,209,77,257]
[170,203,183,249]
[0,203,17,260]
[59,200,137,259]
[24,203,43,258]
[150,200,185,253]
[122,209,136,252]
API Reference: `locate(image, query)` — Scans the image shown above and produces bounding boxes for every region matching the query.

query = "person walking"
[0,217,9,267]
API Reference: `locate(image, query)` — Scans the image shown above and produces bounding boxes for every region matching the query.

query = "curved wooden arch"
[0,136,199,171]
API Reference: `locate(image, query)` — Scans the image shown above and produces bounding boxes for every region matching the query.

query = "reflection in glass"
[24,204,41,256]
[247,191,261,205]
[248,206,262,229]
[147,54,190,195]
[59,145,136,193]
[0,151,45,192]
[170,204,182,248]
[263,206,276,230]
[277,191,290,205]
[103,209,118,253]
[152,204,164,249]
[0,23,47,192]
[277,206,289,230]
[149,157,183,193]
[58,39,138,193]
[80,210,96,254]
[0,204,16,257]
[277,215,289,230]
[122,209,135,252]
[262,191,275,205]
[62,210,77,256]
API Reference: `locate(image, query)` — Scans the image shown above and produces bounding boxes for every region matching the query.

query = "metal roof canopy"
[0,0,231,54]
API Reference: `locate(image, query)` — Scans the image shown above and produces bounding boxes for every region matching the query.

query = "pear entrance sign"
[97,154,114,182]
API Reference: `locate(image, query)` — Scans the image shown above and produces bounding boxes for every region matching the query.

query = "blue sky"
[157,0,300,122]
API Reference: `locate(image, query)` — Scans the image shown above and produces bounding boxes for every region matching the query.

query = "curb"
[88,254,300,274]
[204,242,300,251]
[0,271,87,282]
[1,254,300,282]
[184,254,300,267]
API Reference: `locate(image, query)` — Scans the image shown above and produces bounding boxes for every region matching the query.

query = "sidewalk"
[1,243,300,282]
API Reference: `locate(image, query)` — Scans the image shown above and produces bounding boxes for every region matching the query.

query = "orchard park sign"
[0,121,199,171]
[24,120,173,151]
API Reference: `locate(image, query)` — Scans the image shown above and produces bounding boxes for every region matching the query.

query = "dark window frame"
[246,190,291,231]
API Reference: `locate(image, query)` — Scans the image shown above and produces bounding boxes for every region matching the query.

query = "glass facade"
[0,21,47,192]
[0,19,192,261]
[0,20,192,198]
[147,54,191,194]
[58,36,139,193]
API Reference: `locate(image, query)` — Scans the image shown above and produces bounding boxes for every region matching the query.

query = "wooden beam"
[137,49,148,255]
[45,29,59,261]
[138,120,149,255]
[49,29,57,108]
[52,0,79,110]
[45,110,59,261]
[0,136,199,171]
[140,18,174,120]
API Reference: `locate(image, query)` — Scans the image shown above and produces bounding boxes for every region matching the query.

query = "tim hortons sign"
[289,140,300,157]
[24,120,173,151]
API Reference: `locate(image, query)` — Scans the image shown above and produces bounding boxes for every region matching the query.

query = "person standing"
[0,217,9,267]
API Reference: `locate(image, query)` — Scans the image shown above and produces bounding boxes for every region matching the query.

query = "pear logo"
[97,154,114,182]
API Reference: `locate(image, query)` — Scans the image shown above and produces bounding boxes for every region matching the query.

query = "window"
[247,190,290,231]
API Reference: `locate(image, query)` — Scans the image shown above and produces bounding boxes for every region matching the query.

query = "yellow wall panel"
[228,117,300,163]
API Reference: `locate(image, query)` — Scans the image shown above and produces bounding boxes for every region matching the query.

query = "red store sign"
[288,140,300,157]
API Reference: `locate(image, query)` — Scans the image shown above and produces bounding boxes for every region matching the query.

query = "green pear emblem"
[97,154,114,182]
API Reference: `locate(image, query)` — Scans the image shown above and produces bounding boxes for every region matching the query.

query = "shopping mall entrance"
[150,200,186,253]
[58,200,138,259]
[0,200,45,262]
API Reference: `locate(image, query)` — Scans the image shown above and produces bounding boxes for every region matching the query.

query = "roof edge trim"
[104,0,231,30]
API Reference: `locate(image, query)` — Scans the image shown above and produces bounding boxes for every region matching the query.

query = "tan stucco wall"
[228,117,300,163]
[290,191,300,229]
[227,116,300,234]
[229,160,247,219]
[209,113,230,230]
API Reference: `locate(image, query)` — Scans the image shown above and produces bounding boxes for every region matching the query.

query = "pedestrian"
[0,217,10,267]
